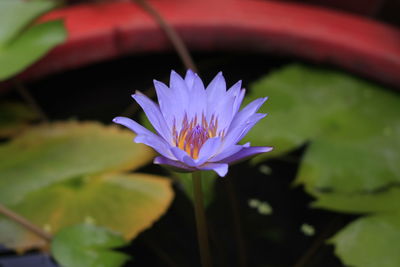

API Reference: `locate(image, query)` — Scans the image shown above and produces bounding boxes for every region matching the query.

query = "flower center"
[173,114,221,159]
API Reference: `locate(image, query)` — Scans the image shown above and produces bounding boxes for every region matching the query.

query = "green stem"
[0,203,52,242]
[192,172,212,267]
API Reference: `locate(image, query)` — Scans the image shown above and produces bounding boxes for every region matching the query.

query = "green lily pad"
[0,101,39,137]
[331,213,400,267]
[310,186,400,214]
[0,122,174,250]
[0,121,155,206]
[0,172,173,250]
[0,0,58,44]
[0,0,66,81]
[51,224,129,267]
[245,64,400,197]
[245,64,400,267]
[243,65,399,158]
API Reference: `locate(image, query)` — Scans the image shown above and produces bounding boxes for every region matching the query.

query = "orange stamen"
[173,113,223,159]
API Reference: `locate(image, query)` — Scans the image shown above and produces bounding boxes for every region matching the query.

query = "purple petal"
[227,80,242,96]
[233,89,246,115]
[196,137,222,165]
[236,113,267,141]
[220,146,273,164]
[187,74,207,120]
[170,147,197,167]
[206,72,226,119]
[132,92,172,142]
[113,117,174,159]
[210,142,250,162]
[170,70,189,107]
[199,163,229,177]
[113,116,153,136]
[184,69,196,89]
[222,113,267,149]
[229,97,268,130]
[134,135,174,159]
[153,80,181,129]
[217,95,236,132]
[154,156,195,171]
[226,81,244,115]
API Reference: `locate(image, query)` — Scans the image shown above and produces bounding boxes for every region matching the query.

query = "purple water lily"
[113,70,272,177]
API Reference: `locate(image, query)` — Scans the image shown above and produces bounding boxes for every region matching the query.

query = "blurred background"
[0,0,399,267]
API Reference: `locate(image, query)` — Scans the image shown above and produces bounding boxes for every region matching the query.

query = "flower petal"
[237,113,267,142]
[210,142,250,162]
[154,156,195,171]
[220,146,273,164]
[213,93,236,134]
[187,74,207,120]
[153,80,179,129]
[132,92,172,142]
[222,113,267,148]
[134,135,174,159]
[229,97,268,130]
[227,80,242,96]
[184,69,196,89]
[170,70,189,107]
[170,147,197,167]
[226,81,245,115]
[113,116,174,159]
[199,163,229,177]
[196,137,222,165]
[206,72,226,119]
[113,116,152,136]
[233,89,246,115]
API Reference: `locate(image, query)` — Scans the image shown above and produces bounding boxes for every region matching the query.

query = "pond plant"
[113,70,273,266]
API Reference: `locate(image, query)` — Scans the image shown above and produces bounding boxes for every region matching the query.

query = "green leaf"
[0,122,174,250]
[243,65,354,158]
[0,172,173,251]
[245,64,400,198]
[295,85,400,196]
[0,0,58,45]
[0,101,39,137]
[174,171,217,207]
[243,64,399,158]
[246,64,400,267]
[331,213,400,267]
[311,187,400,214]
[0,121,155,206]
[0,19,67,81]
[51,224,129,267]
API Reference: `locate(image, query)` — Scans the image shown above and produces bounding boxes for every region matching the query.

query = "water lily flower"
[113,70,272,177]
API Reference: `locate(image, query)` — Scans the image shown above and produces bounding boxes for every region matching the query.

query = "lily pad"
[0,0,58,44]
[245,64,400,267]
[331,213,400,267]
[51,224,129,267]
[0,121,154,206]
[245,64,400,197]
[0,101,39,137]
[0,122,174,250]
[0,0,66,81]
